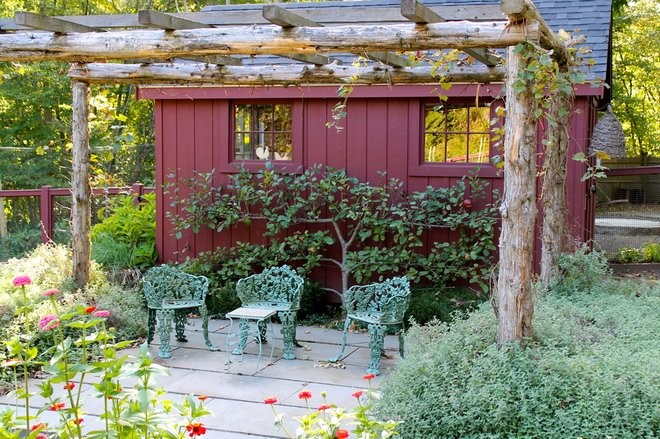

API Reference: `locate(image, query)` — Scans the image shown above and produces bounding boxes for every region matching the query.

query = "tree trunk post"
[540,70,573,289]
[0,181,7,238]
[71,79,92,288]
[496,44,538,345]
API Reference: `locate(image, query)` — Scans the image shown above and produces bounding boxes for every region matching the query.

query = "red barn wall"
[139,84,600,287]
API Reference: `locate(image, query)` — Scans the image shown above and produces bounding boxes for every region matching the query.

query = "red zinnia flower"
[73,418,84,425]
[198,394,208,401]
[30,422,47,431]
[363,373,376,381]
[35,434,47,439]
[335,430,350,439]
[263,396,278,405]
[63,382,75,390]
[12,275,31,287]
[298,390,312,400]
[351,390,363,399]
[186,422,207,437]
[42,288,59,297]
[84,306,97,314]
[317,404,332,411]
[49,402,65,411]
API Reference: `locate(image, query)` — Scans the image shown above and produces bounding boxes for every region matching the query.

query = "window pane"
[424,106,446,132]
[446,107,469,133]
[424,133,446,162]
[469,107,490,133]
[274,105,292,132]
[235,133,251,160]
[468,134,490,163]
[273,133,292,160]
[446,133,467,162]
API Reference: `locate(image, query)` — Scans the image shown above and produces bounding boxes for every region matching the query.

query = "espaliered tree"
[168,164,497,302]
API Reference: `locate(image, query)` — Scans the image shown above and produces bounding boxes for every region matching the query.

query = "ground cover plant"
[375,251,659,438]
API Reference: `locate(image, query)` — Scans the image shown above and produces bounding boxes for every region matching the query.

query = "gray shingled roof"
[203,0,611,82]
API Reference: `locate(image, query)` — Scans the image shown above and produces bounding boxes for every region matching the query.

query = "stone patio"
[0,318,402,438]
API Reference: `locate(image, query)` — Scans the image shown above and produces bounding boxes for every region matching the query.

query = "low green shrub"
[405,285,486,326]
[617,246,643,263]
[0,226,41,261]
[376,276,660,437]
[91,193,157,270]
[550,246,611,294]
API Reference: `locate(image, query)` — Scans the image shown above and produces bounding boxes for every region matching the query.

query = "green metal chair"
[330,276,411,375]
[233,265,304,360]
[143,264,218,358]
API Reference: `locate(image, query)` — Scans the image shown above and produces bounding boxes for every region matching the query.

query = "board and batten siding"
[141,84,598,287]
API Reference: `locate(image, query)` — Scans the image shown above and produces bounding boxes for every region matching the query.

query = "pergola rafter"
[0,0,575,346]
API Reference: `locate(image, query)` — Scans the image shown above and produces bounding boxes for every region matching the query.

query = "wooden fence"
[0,183,152,243]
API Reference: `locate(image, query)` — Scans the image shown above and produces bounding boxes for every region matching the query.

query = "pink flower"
[38,314,60,331]
[12,275,31,287]
[92,310,111,318]
[35,434,48,439]
[352,390,364,399]
[42,288,59,297]
[317,404,332,411]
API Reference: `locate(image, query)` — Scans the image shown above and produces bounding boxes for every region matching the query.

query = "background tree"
[611,0,660,159]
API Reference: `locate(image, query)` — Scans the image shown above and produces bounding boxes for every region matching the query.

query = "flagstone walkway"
[0,318,401,438]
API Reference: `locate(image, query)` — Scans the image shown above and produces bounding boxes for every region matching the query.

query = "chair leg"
[330,317,351,363]
[174,310,188,342]
[367,323,386,376]
[279,311,296,360]
[147,309,156,345]
[398,325,405,358]
[157,309,174,359]
[232,318,249,355]
[200,304,219,351]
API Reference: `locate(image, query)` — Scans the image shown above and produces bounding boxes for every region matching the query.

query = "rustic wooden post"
[40,185,54,243]
[496,44,538,344]
[71,79,92,288]
[0,181,7,238]
[540,69,573,289]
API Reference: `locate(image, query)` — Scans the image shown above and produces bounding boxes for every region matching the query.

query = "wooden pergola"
[0,0,573,344]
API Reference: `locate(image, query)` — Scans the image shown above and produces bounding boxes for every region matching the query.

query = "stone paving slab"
[0,320,400,438]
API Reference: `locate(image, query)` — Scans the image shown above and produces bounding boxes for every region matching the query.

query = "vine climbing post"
[496,43,538,345]
[71,78,92,288]
[540,68,574,289]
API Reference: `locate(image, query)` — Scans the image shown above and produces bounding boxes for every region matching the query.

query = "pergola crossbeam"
[401,0,501,66]
[138,9,213,30]
[0,20,537,62]
[69,61,505,85]
[14,11,99,33]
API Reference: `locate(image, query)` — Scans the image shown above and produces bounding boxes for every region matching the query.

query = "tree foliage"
[612,0,660,158]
